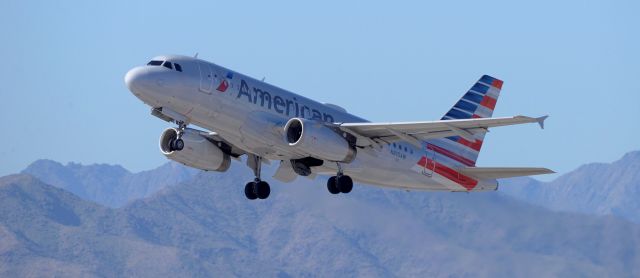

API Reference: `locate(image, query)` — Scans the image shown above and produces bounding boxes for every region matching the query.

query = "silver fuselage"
[125,55,497,191]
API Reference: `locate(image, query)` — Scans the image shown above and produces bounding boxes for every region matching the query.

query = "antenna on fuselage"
[261,77,266,82]
[194,52,199,58]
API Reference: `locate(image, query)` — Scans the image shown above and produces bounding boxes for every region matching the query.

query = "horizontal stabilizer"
[458,167,555,179]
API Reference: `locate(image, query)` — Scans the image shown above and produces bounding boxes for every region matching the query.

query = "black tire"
[168,139,176,151]
[173,139,184,151]
[337,175,353,193]
[327,176,340,194]
[256,181,270,199]
[244,182,258,200]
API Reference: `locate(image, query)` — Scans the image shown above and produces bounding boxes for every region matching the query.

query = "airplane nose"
[124,67,150,93]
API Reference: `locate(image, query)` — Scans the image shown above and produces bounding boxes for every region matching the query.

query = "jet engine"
[159,128,231,172]
[284,118,356,163]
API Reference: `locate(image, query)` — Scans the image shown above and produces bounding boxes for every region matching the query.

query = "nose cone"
[124,67,157,97]
[125,66,152,93]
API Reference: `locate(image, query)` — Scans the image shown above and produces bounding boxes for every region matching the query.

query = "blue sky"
[1,0,638,180]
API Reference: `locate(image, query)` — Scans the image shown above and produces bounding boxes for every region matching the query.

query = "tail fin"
[442,75,503,120]
[427,75,503,166]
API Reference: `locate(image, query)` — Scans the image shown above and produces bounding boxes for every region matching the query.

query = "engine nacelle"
[159,128,231,172]
[284,118,356,163]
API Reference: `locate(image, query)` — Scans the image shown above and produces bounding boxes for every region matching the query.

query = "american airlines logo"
[216,72,233,93]
[236,79,335,122]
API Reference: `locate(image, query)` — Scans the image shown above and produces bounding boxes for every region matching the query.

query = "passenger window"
[163,61,173,69]
[147,60,163,66]
[174,63,183,72]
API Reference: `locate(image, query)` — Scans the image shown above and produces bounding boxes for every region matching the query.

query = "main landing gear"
[326,163,353,194]
[168,121,187,151]
[244,179,271,200]
[244,155,271,200]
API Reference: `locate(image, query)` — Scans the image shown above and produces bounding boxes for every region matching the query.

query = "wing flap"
[458,167,555,179]
[273,160,297,183]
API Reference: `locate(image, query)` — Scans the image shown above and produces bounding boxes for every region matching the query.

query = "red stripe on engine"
[479,96,497,110]
[472,114,482,118]
[457,138,483,151]
[417,157,478,190]
[427,144,475,166]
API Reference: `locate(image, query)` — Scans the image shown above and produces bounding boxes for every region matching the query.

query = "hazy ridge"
[2,152,640,277]
[500,151,640,223]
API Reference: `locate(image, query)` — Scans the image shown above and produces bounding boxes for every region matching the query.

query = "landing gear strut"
[169,121,187,151]
[327,163,353,194]
[244,155,271,200]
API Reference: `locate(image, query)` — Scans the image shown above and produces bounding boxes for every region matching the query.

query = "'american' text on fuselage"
[236,79,335,122]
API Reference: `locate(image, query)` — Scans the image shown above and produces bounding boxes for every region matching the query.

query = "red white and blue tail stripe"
[442,75,502,121]
[433,75,503,164]
[417,75,503,190]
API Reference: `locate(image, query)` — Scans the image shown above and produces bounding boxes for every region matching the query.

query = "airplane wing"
[457,167,555,179]
[338,115,548,148]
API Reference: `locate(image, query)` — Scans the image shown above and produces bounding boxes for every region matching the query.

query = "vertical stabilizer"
[428,75,503,166]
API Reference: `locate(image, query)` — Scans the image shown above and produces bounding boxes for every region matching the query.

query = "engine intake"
[284,118,356,163]
[159,128,231,172]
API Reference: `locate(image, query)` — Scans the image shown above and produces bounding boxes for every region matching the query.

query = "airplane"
[125,55,553,200]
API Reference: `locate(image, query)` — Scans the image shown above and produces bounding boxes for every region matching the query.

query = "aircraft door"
[198,61,213,94]
[422,145,435,177]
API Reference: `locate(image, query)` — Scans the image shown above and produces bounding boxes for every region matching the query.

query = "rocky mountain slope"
[500,151,640,223]
[2,159,640,277]
[21,160,197,208]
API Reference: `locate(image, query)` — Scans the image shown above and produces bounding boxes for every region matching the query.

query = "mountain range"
[21,160,197,208]
[500,150,640,223]
[1,151,639,277]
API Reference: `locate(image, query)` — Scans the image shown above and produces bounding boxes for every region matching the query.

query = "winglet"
[536,115,549,129]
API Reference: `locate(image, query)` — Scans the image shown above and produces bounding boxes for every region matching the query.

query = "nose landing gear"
[168,121,187,152]
[170,138,184,151]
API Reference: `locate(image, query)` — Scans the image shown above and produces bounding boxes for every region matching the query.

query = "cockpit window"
[147,60,182,72]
